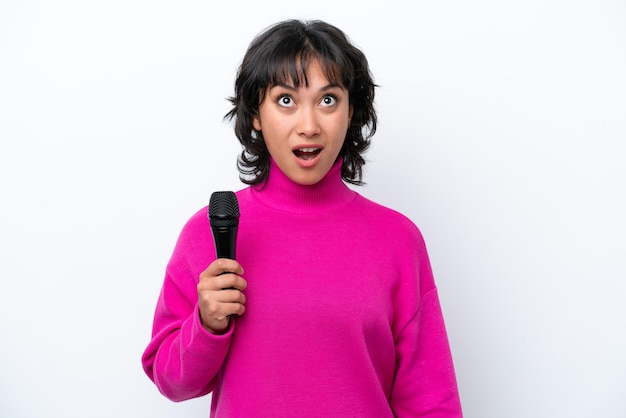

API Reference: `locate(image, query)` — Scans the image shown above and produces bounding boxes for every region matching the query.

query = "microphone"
[208,191,240,260]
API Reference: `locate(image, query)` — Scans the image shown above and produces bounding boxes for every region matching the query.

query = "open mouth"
[293,147,322,160]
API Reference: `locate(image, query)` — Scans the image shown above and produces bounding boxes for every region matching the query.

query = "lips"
[293,147,322,161]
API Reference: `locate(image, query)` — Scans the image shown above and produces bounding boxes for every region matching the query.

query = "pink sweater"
[142,160,462,417]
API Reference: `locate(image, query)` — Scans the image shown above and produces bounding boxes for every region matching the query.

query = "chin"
[291,172,324,186]
[294,177,320,186]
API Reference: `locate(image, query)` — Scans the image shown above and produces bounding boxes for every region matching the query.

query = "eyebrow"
[272,82,345,92]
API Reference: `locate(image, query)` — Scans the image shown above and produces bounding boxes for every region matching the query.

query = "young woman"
[142,19,463,417]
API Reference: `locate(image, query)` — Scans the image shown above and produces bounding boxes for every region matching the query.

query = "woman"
[142,19,463,417]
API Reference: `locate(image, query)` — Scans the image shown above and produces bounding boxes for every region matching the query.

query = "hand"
[197,258,247,334]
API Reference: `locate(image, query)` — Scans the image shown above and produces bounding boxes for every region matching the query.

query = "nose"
[296,107,320,138]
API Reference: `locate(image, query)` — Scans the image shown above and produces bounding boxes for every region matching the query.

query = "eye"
[277,95,294,108]
[320,94,337,107]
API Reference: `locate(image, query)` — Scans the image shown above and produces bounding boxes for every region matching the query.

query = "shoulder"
[352,193,436,294]
[168,187,253,269]
[180,205,210,237]
[167,205,212,267]
[182,187,253,232]
[347,192,432,265]
[353,193,425,241]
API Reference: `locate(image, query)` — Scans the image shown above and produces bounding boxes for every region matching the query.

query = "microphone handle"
[212,226,238,302]
[212,226,238,260]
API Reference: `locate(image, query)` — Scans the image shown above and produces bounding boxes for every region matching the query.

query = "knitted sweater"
[142,159,462,417]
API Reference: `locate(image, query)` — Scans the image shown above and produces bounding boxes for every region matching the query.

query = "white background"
[1,1,625,417]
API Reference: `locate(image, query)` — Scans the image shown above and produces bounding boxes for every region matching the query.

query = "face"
[253,60,353,186]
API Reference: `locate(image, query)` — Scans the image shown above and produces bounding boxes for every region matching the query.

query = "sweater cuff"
[192,303,235,341]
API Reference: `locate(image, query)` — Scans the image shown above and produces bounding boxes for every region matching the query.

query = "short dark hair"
[225,19,377,185]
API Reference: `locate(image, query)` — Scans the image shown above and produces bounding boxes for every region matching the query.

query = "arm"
[388,219,463,417]
[141,267,235,401]
[391,287,463,417]
[141,211,246,402]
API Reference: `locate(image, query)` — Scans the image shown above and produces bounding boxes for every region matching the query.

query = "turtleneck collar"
[250,158,356,214]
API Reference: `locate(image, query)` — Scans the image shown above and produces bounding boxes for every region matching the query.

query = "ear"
[253,115,262,131]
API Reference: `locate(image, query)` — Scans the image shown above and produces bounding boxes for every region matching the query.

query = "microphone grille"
[208,191,240,227]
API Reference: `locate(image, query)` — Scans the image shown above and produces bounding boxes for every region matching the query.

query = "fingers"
[198,287,246,319]
[202,272,247,292]
[205,258,244,278]
[197,258,247,334]
[213,288,247,306]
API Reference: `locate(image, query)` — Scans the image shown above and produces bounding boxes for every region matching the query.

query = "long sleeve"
[141,160,463,416]
[391,287,463,417]
[141,209,231,402]
[388,222,462,417]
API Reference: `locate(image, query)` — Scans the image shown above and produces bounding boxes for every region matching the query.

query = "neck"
[250,158,355,213]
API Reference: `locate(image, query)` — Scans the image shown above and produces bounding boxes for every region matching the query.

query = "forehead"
[268,55,344,88]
